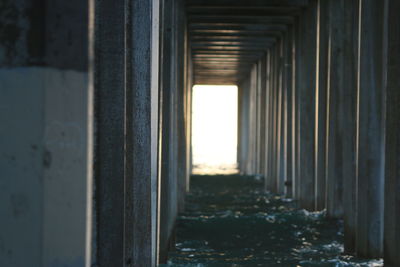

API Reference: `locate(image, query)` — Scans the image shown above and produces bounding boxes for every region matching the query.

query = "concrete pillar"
[298,1,318,210]
[269,46,279,192]
[325,0,359,252]
[314,0,329,211]
[277,40,286,195]
[293,19,301,199]
[384,1,400,266]
[250,65,258,174]
[183,21,192,192]
[94,0,126,265]
[285,27,294,198]
[176,0,187,213]
[264,51,273,190]
[238,84,245,171]
[325,0,345,219]
[0,1,94,266]
[159,0,179,261]
[355,0,387,258]
[125,0,159,264]
[341,0,359,253]
[252,63,260,174]
[259,58,267,176]
[238,78,251,174]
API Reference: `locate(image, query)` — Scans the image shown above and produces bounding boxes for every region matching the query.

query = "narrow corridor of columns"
[1,0,400,266]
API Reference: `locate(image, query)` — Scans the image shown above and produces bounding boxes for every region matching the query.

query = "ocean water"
[164,175,382,267]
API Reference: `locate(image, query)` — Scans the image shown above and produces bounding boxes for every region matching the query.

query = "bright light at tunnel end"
[191,85,239,175]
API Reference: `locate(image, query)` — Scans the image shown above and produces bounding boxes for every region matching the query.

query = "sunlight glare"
[191,85,238,175]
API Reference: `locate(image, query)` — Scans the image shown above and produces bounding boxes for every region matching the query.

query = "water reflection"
[192,164,239,175]
[165,175,383,267]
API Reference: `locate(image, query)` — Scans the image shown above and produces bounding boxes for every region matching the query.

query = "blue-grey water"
[164,175,382,267]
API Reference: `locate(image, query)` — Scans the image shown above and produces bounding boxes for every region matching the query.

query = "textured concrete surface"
[0,67,92,267]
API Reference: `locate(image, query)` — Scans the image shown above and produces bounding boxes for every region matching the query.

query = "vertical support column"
[125,0,158,264]
[270,46,278,192]
[298,1,318,210]
[285,27,294,198]
[314,0,329,211]
[238,78,251,174]
[342,0,359,253]
[255,66,259,174]
[384,1,400,265]
[159,0,178,262]
[265,51,273,190]
[94,0,126,265]
[183,17,192,192]
[1,1,95,266]
[356,0,387,258]
[277,39,286,195]
[325,0,345,219]
[238,84,244,171]
[293,19,301,199]
[176,0,187,213]
[255,62,261,174]
[259,58,267,177]
[44,1,95,266]
[250,66,258,174]
[326,0,359,225]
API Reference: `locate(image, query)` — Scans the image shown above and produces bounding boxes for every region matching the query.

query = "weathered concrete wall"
[159,0,189,263]
[0,1,94,267]
[355,0,387,258]
[94,0,126,265]
[384,1,400,265]
[314,0,328,211]
[0,67,45,267]
[238,77,251,174]
[298,1,318,211]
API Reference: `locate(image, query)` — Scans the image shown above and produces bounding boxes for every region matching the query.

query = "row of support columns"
[238,0,400,264]
[1,0,191,266]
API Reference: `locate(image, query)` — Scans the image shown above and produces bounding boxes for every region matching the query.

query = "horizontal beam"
[189,17,292,24]
[191,45,270,51]
[190,32,282,38]
[191,37,277,42]
[187,7,301,16]
[193,54,260,58]
[189,24,288,32]
[191,41,273,47]
[186,0,309,8]
[193,59,256,64]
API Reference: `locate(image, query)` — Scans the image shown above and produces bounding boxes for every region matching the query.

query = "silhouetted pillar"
[265,51,273,190]
[355,0,387,258]
[293,18,301,199]
[270,46,279,192]
[338,0,359,254]
[284,28,294,198]
[326,1,359,237]
[159,0,179,261]
[325,0,345,219]
[125,0,160,265]
[314,0,329,211]
[298,0,318,210]
[238,78,251,174]
[277,40,285,194]
[259,58,267,176]
[384,0,400,265]
[176,0,187,213]
[95,0,126,265]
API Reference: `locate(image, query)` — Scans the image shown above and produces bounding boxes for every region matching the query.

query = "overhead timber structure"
[1,0,400,266]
